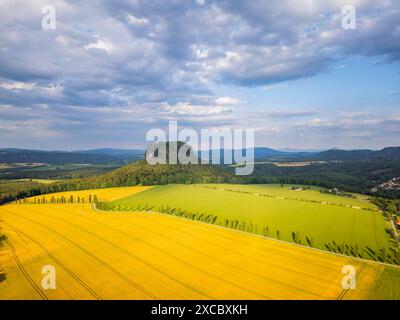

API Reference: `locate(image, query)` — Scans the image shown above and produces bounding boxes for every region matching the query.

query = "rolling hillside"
[109,184,395,260]
[1,187,399,300]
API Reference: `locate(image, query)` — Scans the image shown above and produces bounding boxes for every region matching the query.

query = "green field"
[110,184,396,262]
[367,266,400,299]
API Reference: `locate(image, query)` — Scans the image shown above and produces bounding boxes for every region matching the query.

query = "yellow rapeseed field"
[0,187,396,300]
[22,186,152,203]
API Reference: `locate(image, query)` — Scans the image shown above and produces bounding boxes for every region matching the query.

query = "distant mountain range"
[311,147,400,161]
[76,148,145,161]
[200,147,400,162]
[0,146,399,165]
[0,148,144,164]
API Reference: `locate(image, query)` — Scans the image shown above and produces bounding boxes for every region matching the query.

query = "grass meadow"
[1,186,399,300]
[110,184,394,260]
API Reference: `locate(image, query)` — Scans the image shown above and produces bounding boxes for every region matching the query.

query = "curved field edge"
[108,184,396,263]
[0,206,398,299]
[1,186,399,300]
[94,203,400,300]
[17,186,153,203]
[367,266,400,299]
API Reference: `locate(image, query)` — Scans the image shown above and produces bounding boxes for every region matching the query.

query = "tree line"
[97,201,400,266]
[15,194,99,205]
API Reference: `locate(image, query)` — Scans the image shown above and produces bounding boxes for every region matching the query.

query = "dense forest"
[0,180,46,204]
[0,160,235,204]
[0,163,121,180]
[0,144,400,205]
[247,159,400,197]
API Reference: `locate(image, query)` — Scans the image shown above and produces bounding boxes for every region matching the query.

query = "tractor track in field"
[4,223,102,300]
[194,185,375,211]
[70,207,321,298]
[336,263,367,300]
[6,210,159,300]
[5,238,48,300]
[91,213,328,297]
[23,207,214,300]
[128,209,346,272]
[157,207,394,269]
[30,206,275,300]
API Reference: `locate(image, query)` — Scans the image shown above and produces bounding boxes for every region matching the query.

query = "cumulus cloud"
[0,81,36,91]
[214,97,240,106]
[0,0,399,148]
[84,37,116,54]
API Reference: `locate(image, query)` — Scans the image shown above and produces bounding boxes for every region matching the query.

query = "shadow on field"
[365,246,376,259]
[0,272,6,283]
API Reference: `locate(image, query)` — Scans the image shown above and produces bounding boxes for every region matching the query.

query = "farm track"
[337,263,367,300]
[147,207,389,268]
[24,206,285,299]
[4,209,159,300]
[194,185,375,210]
[94,210,341,287]
[114,184,391,254]
[130,208,348,271]
[4,223,102,300]
[89,209,377,299]
[5,238,48,300]
[1,185,397,300]
[16,207,215,299]
[1,204,349,299]
[49,206,321,298]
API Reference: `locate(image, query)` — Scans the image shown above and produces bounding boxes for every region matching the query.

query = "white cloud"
[215,96,240,106]
[0,80,35,90]
[0,0,399,148]
[84,37,115,54]
[163,102,232,116]
[0,81,63,96]
[126,13,149,26]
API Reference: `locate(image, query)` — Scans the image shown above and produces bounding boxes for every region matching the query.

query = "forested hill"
[1,144,400,204]
[0,160,235,204]
[1,146,399,164]
[71,160,236,188]
[312,147,400,161]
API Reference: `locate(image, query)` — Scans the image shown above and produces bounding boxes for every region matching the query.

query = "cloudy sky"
[0,0,399,150]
